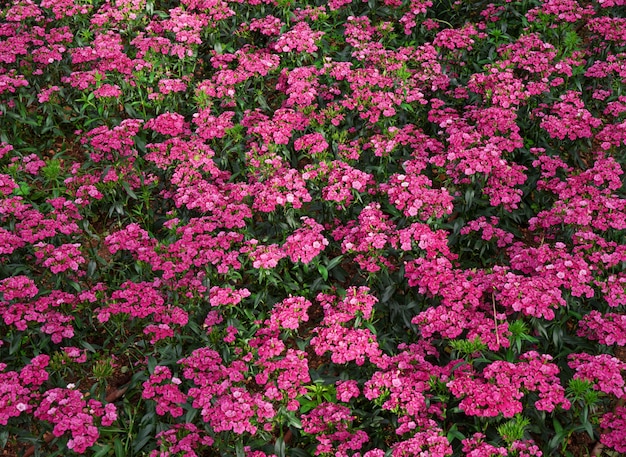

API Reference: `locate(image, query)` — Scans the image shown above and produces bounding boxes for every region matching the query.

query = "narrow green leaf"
[274,437,285,457]
[318,264,328,281]
[114,439,125,457]
[326,255,344,270]
[236,441,245,457]
[88,260,97,278]
[122,181,138,200]
[92,444,111,457]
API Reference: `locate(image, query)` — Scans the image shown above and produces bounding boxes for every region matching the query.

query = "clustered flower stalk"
[0,0,625,455]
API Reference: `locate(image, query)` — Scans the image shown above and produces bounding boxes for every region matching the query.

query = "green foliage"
[497,414,531,446]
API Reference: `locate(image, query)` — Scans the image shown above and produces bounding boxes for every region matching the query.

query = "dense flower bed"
[0,0,625,455]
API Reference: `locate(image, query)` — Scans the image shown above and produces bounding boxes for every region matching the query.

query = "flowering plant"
[1,0,625,455]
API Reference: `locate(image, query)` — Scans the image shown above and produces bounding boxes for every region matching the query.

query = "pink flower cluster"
[0,355,49,425]
[460,216,514,248]
[463,433,542,457]
[34,242,86,274]
[150,423,214,457]
[578,310,626,346]
[382,165,454,220]
[249,166,312,212]
[145,112,189,137]
[80,119,143,163]
[282,217,328,264]
[333,203,397,272]
[448,352,570,417]
[1,278,76,343]
[568,353,626,398]
[34,387,116,453]
[209,286,251,307]
[180,349,272,434]
[301,402,369,456]
[535,91,603,141]
[142,366,187,417]
[600,406,626,453]
[311,288,383,366]
[364,341,443,430]
[242,240,286,269]
[3,0,626,454]
[265,296,311,330]
[95,280,188,342]
[271,22,324,54]
[391,429,452,457]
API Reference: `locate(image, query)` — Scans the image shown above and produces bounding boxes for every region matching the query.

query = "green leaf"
[235,441,245,457]
[14,182,31,197]
[147,356,157,373]
[122,181,138,200]
[133,420,154,453]
[81,341,99,352]
[274,437,286,457]
[446,424,465,443]
[114,439,125,457]
[582,420,594,439]
[317,264,328,281]
[287,413,302,429]
[88,260,97,278]
[9,333,23,355]
[381,285,396,303]
[0,430,9,449]
[92,444,112,457]
[326,255,344,270]
[185,406,198,423]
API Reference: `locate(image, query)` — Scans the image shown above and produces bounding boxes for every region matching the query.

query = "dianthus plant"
[0,0,625,455]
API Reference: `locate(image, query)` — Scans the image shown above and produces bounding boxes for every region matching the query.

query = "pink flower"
[311,324,382,366]
[536,91,603,141]
[266,296,312,330]
[271,22,324,54]
[0,276,38,301]
[142,366,187,417]
[392,429,452,457]
[144,323,175,344]
[282,217,328,264]
[333,203,397,272]
[0,174,19,196]
[336,380,360,402]
[246,15,283,36]
[249,167,312,213]
[398,0,433,35]
[448,352,569,418]
[578,310,626,346]
[62,347,87,363]
[382,166,454,220]
[434,23,483,51]
[37,243,86,274]
[93,83,122,98]
[209,286,251,307]
[150,424,214,457]
[193,109,234,140]
[462,433,507,457]
[34,387,115,454]
[0,367,33,425]
[600,406,626,453]
[301,403,369,456]
[144,112,189,136]
[568,353,626,398]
